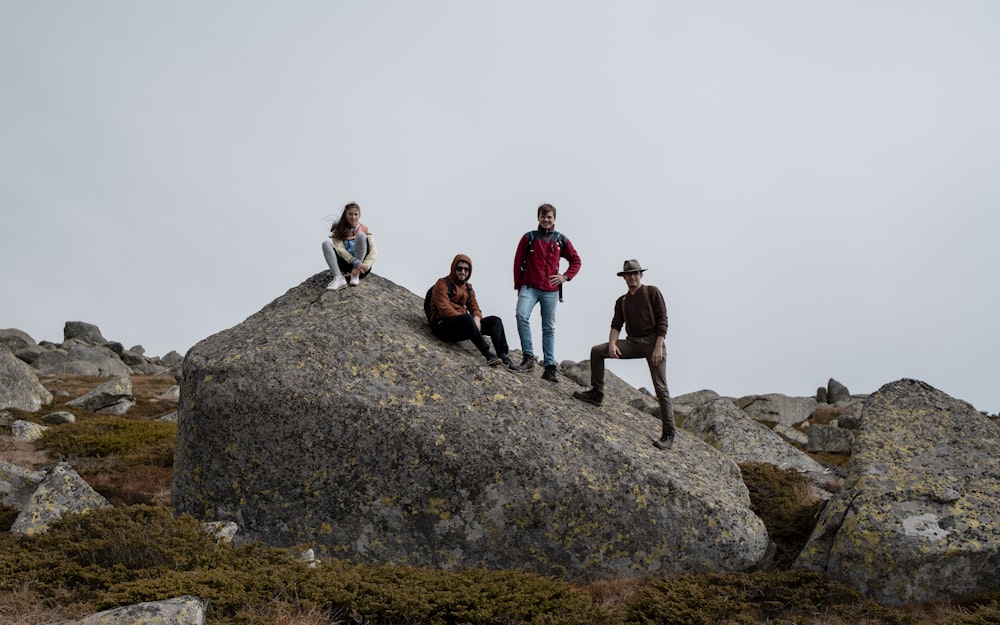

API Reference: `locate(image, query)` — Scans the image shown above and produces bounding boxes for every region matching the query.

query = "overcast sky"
[2,2,997,414]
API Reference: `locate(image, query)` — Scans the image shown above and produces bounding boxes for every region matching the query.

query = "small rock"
[41,411,76,425]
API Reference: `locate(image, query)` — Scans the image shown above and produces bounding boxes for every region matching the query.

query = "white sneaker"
[326,274,347,290]
[349,274,360,286]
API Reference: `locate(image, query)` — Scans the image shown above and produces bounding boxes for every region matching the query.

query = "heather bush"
[739,462,824,568]
[39,416,175,459]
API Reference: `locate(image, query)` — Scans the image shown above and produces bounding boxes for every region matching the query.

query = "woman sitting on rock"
[322,201,378,290]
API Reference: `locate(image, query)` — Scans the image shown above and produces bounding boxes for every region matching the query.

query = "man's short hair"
[537,203,556,218]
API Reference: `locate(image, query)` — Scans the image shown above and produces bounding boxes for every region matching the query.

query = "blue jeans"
[516,286,559,366]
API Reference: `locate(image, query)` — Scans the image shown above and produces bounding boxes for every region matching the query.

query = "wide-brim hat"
[617,259,647,276]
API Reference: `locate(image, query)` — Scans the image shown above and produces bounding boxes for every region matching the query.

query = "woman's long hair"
[331,202,361,240]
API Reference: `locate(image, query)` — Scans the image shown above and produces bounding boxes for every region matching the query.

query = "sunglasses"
[456,266,471,272]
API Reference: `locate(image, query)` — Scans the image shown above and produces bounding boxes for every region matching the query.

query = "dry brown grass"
[84,465,173,506]
[0,584,85,625]
[580,577,643,611]
[809,405,847,425]
[0,436,50,470]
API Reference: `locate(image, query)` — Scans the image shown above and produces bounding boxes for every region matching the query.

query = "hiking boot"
[500,355,522,372]
[326,274,348,290]
[349,274,360,286]
[653,434,675,450]
[541,365,558,383]
[572,388,604,406]
[519,354,536,370]
[485,353,503,366]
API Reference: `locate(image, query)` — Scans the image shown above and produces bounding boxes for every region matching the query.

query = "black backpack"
[424,277,469,323]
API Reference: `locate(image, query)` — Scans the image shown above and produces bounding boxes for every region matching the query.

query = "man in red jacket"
[429,254,520,370]
[513,203,582,382]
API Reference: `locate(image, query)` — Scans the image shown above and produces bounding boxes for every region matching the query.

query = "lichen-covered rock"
[174,273,770,578]
[0,345,52,411]
[11,462,111,535]
[71,595,205,625]
[0,461,43,510]
[796,379,1000,606]
[11,419,49,441]
[684,398,838,488]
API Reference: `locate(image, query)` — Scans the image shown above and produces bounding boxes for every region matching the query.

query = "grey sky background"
[2,2,998,413]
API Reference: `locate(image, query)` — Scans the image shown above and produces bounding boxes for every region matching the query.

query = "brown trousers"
[589,335,676,437]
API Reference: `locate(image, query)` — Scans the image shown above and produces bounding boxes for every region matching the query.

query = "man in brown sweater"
[573,259,676,450]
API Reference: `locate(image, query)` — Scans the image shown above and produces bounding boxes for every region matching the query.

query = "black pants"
[335,255,369,279]
[431,314,509,357]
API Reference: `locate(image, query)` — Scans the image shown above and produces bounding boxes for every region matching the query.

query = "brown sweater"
[610,285,668,339]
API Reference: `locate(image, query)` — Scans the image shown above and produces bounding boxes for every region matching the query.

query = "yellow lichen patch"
[491,393,507,401]
[427,497,452,520]
[532,489,543,502]
[203,374,214,382]
[435,433,446,446]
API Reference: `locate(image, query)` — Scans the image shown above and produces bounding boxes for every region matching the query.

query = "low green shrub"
[0,503,18,531]
[619,570,914,625]
[38,416,175,459]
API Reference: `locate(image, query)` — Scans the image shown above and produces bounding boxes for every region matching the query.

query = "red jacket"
[513,229,582,291]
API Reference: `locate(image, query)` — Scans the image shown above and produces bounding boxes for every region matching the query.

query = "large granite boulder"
[0,345,53,411]
[175,272,770,578]
[796,379,1000,605]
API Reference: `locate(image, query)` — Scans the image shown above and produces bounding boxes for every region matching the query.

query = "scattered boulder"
[161,350,184,368]
[70,595,205,625]
[796,379,1000,606]
[66,376,135,414]
[41,410,76,425]
[157,385,181,401]
[773,423,808,447]
[10,462,112,535]
[11,420,49,441]
[684,398,839,489]
[826,378,851,404]
[735,393,817,427]
[806,423,855,454]
[0,328,37,352]
[63,321,108,344]
[815,386,827,403]
[175,272,771,578]
[33,341,133,377]
[204,520,239,543]
[0,461,44,510]
[0,345,53,411]
[672,389,721,423]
